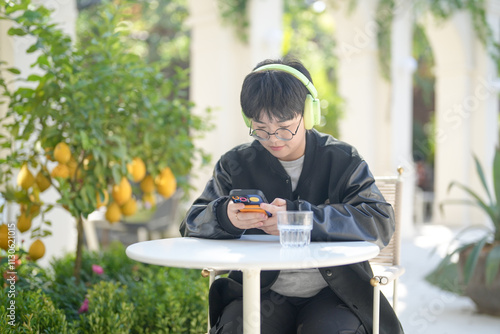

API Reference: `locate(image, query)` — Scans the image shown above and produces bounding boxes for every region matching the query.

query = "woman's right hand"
[227,200,268,230]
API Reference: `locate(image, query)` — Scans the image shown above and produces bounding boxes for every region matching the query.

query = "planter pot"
[459,242,500,316]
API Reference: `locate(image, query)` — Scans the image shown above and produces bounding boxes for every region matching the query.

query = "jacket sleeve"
[179,159,245,239]
[289,160,395,249]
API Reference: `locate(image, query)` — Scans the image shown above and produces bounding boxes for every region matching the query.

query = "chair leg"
[373,283,380,334]
[392,278,398,312]
[137,227,149,242]
[206,270,216,334]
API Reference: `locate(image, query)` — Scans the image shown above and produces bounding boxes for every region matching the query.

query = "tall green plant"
[0,0,209,279]
[283,0,342,137]
[430,147,500,288]
[444,147,500,242]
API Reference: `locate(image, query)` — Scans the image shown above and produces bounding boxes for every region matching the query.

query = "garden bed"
[0,242,208,333]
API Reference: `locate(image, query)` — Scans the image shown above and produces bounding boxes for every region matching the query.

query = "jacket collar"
[250,130,319,192]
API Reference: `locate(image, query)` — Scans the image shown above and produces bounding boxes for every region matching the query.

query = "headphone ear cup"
[303,94,315,130]
[241,110,252,127]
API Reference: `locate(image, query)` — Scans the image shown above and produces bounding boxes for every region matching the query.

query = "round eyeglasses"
[249,115,303,141]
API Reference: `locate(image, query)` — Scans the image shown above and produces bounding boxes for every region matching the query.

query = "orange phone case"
[229,189,272,217]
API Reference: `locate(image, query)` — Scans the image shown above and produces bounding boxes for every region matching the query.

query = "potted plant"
[0,0,209,280]
[426,146,500,316]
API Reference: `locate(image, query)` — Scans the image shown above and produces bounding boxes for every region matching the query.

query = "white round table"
[126,235,380,334]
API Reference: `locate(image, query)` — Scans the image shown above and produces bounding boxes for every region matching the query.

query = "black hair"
[240,58,313,123]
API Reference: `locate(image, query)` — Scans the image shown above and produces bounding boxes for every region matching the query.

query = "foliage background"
[0,242,209,333]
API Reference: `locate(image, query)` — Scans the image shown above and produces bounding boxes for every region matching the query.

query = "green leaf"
[36,54,49,67]
[493,147,500,220]
[40,230,52,237]
[80,130,90,150]
[26,43,39,53]
[485,244,500,285]
[26,74,42,82]
[7,27,27,36]
[6,67,21,74]
[447,181,496,223]
[463,236,489,284]
[112,167,121,185]
[473,154,493,204]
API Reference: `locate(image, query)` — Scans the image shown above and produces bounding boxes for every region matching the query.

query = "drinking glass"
[277,211,313,247]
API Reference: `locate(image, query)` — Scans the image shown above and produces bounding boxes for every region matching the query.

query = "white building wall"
[331,1,415,237]
[390,0,416,237]
[330,2,391,174]
[424,10,499,227]
[188,0,283,199]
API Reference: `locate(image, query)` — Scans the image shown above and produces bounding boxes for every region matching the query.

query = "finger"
[270,198,287,206]
[228,201,245,213]
[236,212,268,228]
[260,225,279,236]
[237,211,268,222]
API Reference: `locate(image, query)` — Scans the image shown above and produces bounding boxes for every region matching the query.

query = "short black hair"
[240,58,312,123]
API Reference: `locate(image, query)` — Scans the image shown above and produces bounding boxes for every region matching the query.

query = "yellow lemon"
[121,198,137,216]
[51,164,70,179]
[17,164,35,190]
[111,177,132,205]
[140,175,155,193]
[127,157,146,183]
[35,169,51,192]
[105,202,122,223]
[0,224,9,251]
[17,212,32,233]
[142,192,156,207]
[29,239,45,261]
[155,167,176,199]
[54,142,71,164]
[96,189,109,208]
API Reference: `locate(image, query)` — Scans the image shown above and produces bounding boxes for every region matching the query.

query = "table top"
[126,235,380,271]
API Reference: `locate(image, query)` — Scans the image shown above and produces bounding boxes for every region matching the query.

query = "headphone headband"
[243,63,321,130]
[252,64,318,99]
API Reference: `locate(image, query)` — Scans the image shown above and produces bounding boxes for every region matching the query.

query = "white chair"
[84,189,184,250]
[370,167,405,334]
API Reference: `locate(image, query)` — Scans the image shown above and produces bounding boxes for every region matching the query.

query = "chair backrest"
[146,188,184,231]
[369,168,403,267]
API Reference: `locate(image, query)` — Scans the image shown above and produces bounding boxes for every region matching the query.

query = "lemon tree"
[0,0,210,277]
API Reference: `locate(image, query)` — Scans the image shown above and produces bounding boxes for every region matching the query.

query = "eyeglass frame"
[248,115,303,141]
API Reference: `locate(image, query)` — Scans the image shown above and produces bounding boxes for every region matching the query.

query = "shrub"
[78,281,135,334]
[0,288,69,334]
[0,242,209,333]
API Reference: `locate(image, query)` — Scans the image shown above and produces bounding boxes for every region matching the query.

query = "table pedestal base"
[243,269,261,334]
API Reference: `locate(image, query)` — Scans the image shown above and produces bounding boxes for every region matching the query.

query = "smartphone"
[229,189,272,217]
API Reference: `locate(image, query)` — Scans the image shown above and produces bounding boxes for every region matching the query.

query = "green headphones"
[241,64,321,130]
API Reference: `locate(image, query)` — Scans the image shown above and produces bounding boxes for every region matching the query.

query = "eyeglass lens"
[251,128,294,141]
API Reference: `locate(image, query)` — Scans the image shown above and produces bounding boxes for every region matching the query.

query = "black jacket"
[180,129,404,334]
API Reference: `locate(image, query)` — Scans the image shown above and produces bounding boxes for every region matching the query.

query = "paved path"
[393,225,500,334]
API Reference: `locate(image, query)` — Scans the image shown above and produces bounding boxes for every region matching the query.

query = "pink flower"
[78,298,89,314]
[91,264,104,275]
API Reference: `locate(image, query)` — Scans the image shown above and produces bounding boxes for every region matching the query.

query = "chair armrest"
[370,265,405,286]
[201,269,230,278]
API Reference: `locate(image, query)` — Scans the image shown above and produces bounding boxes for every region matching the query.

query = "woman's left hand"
[259,198,287,235]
